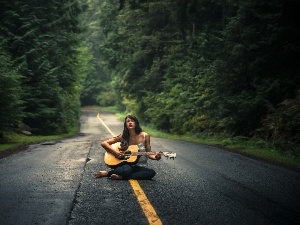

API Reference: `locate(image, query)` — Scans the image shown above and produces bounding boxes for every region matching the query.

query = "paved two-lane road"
[0,109,299,225]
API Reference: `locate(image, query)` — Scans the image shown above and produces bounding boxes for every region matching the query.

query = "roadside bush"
[255,91,300,156]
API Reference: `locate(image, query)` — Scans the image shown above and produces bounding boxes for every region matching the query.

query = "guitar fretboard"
[127,152,156,156]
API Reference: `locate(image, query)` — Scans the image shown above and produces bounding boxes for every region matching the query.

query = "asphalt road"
[0,109,299,225]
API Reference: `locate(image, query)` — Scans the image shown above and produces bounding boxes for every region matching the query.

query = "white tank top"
[136,132,148,167]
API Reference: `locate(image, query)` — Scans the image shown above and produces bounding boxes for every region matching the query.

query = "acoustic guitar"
[104,142,175,167]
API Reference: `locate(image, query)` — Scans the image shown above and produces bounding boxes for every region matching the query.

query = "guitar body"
[103,142,175,168]
[104,143,140,167]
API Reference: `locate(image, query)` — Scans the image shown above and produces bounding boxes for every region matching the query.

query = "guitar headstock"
[161,152,176,159]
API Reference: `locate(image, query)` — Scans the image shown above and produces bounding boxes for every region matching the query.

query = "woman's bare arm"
[145,133,161,160]
[101,134,123,157]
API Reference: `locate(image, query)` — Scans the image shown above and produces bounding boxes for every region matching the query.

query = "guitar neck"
[128,152,156,156]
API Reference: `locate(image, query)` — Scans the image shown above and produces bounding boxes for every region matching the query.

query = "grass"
[145,126,299,167]
[1,106,299,170]
[0,127,78,152]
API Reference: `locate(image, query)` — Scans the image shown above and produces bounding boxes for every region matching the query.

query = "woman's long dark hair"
[122,115,142,143]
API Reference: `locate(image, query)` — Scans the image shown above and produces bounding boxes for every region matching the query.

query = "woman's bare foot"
[95,171,108,178]
[111,174,122,180]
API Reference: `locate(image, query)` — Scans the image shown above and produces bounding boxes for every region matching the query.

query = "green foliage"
[0,0,88,135]
[0,0,299,159]
[80,0,115,106]
[255,92,300,156]
[93,0,299,155]
[205,0,298,136]
[0,44,24,136]
[96,90,118,106]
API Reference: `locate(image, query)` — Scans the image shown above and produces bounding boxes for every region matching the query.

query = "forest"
[0,0,299,156]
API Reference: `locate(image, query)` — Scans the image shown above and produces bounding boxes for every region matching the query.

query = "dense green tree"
[1,0,298,153]
[204,0,300,135]
[0,0,88,135]
[80,0,118,106]
[0,44,24,137]
[93,0,299,154]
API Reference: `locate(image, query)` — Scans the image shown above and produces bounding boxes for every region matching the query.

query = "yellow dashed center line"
[97,113,163,225]
[97,113,115,137]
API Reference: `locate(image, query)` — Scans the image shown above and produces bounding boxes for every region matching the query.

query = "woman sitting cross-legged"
[95,115,161,180]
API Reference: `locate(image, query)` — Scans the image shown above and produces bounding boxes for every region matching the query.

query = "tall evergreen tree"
[1,0,88,134]
[0,44,24,137]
